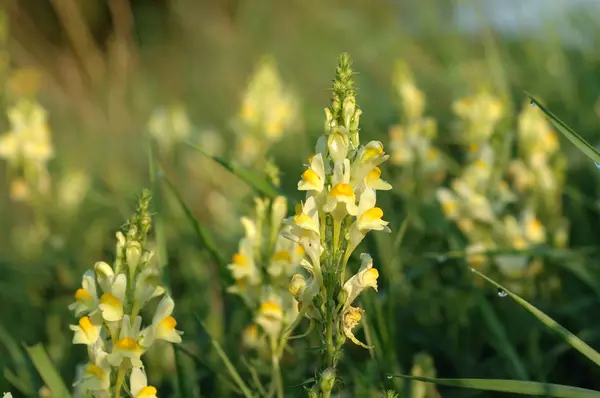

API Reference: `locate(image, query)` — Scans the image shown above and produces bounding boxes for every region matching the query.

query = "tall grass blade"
[478,298,529,380]
[386,374,600,398]
[160,174,231,284]
[526,93,600,165]
[470,268,600,368]
[195,316,254,398]
[0,322,34,394]
[185,141,280,199]
[148,141,199,398]
[24,343,71,398]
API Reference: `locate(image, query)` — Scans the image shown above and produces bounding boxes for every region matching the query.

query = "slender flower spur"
[68,190,181,398]
[283,53,391,397]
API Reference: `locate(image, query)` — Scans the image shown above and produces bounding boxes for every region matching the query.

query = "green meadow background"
[2,0,600,397]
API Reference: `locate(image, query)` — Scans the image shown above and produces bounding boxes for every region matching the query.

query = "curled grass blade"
[185,141,280,199]
[24,343,71,398]
[526,92,600,165]
[386,374,600,398]
[470,268,600,368]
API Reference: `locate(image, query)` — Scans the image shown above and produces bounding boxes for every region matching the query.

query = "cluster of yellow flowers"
[69,191,181,398]
[147,103,192,153]
[436,92,566,282]
[282,54,391,396]
[227,195,304,351]
[0,98,54,201]
[388,60,445,198]
[233,56,299,166]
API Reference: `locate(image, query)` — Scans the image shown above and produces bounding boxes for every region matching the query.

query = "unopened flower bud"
[327,127,350,163]
[342,96,356,128]
[319,368,336,394]
[126,241,142,274]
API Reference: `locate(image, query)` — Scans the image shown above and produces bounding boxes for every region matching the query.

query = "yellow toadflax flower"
[142,295,183,346]
[256,298,285,337]
[341,306,370,348]
[342,253,379,309]
[70,312,103,346]
[74,339,111,394]
[108,315,144,367]
[130,367,158,398]
[68,270,99,317]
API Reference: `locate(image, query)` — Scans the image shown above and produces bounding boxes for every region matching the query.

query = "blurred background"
[2,0,600,396]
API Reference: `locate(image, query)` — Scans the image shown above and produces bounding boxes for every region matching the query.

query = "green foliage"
[3,1,600,397]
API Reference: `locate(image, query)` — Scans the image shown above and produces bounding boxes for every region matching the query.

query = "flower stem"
[325,304,334,368]
[114,364,126,398]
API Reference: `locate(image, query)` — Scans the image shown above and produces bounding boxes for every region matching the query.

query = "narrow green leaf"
[149,141,200,398]
[24,343,71,398]
[470,268,600,368]
[0,322,34,394]
[160,174,231,284]
[526,93,600,165]
[185,141,280,198]
[478,298,529,380]
[3,367,35,396]
[195,316,254,398]
[387,374,600,398]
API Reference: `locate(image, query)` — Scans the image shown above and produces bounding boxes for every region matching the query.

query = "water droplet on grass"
[594,161,600,169]
[386,375,394,380]
[497,288,508,298]
[529,100,536,108]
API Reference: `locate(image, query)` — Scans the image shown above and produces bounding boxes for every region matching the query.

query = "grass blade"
[0,322,34,394]
[526,93,600,165]
[148,141,199,398]
[160,174,231,284]
[24,343,71,398]
[477,298,529,380]
[470,268,600,368]
[386,374,600,398]
[195,316,254,398]
[185,141,280,199]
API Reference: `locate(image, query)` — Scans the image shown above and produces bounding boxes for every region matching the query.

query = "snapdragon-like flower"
[282,53,392,394]
[69,190,178,396]
[233,55,300,166]
[226,194,304,368]
[68,271,99,316]
[142,295,183,345]
[130,367,158,398]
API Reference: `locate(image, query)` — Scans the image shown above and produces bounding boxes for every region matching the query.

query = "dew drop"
[497,288,508,298]
[386,375,394,380]
[529,100,536,108]
[436,255,447,263]
[594,161,600,169]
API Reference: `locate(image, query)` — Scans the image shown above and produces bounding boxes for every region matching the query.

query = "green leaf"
[160,174,231,285]
[148,142,199,398]
[470,268,600,368]
[386,374,600,398]
[195,316,254,398]
[477,298,529,380]
[24,343,71,398]
[526,93,600,165]
[185,141,281,199]
[0,322,34,394]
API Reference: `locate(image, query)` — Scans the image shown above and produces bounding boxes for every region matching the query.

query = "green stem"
[325,306,334,368]
[114,364,126,398]
[271,348,284,398]
[340,243,355,285]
